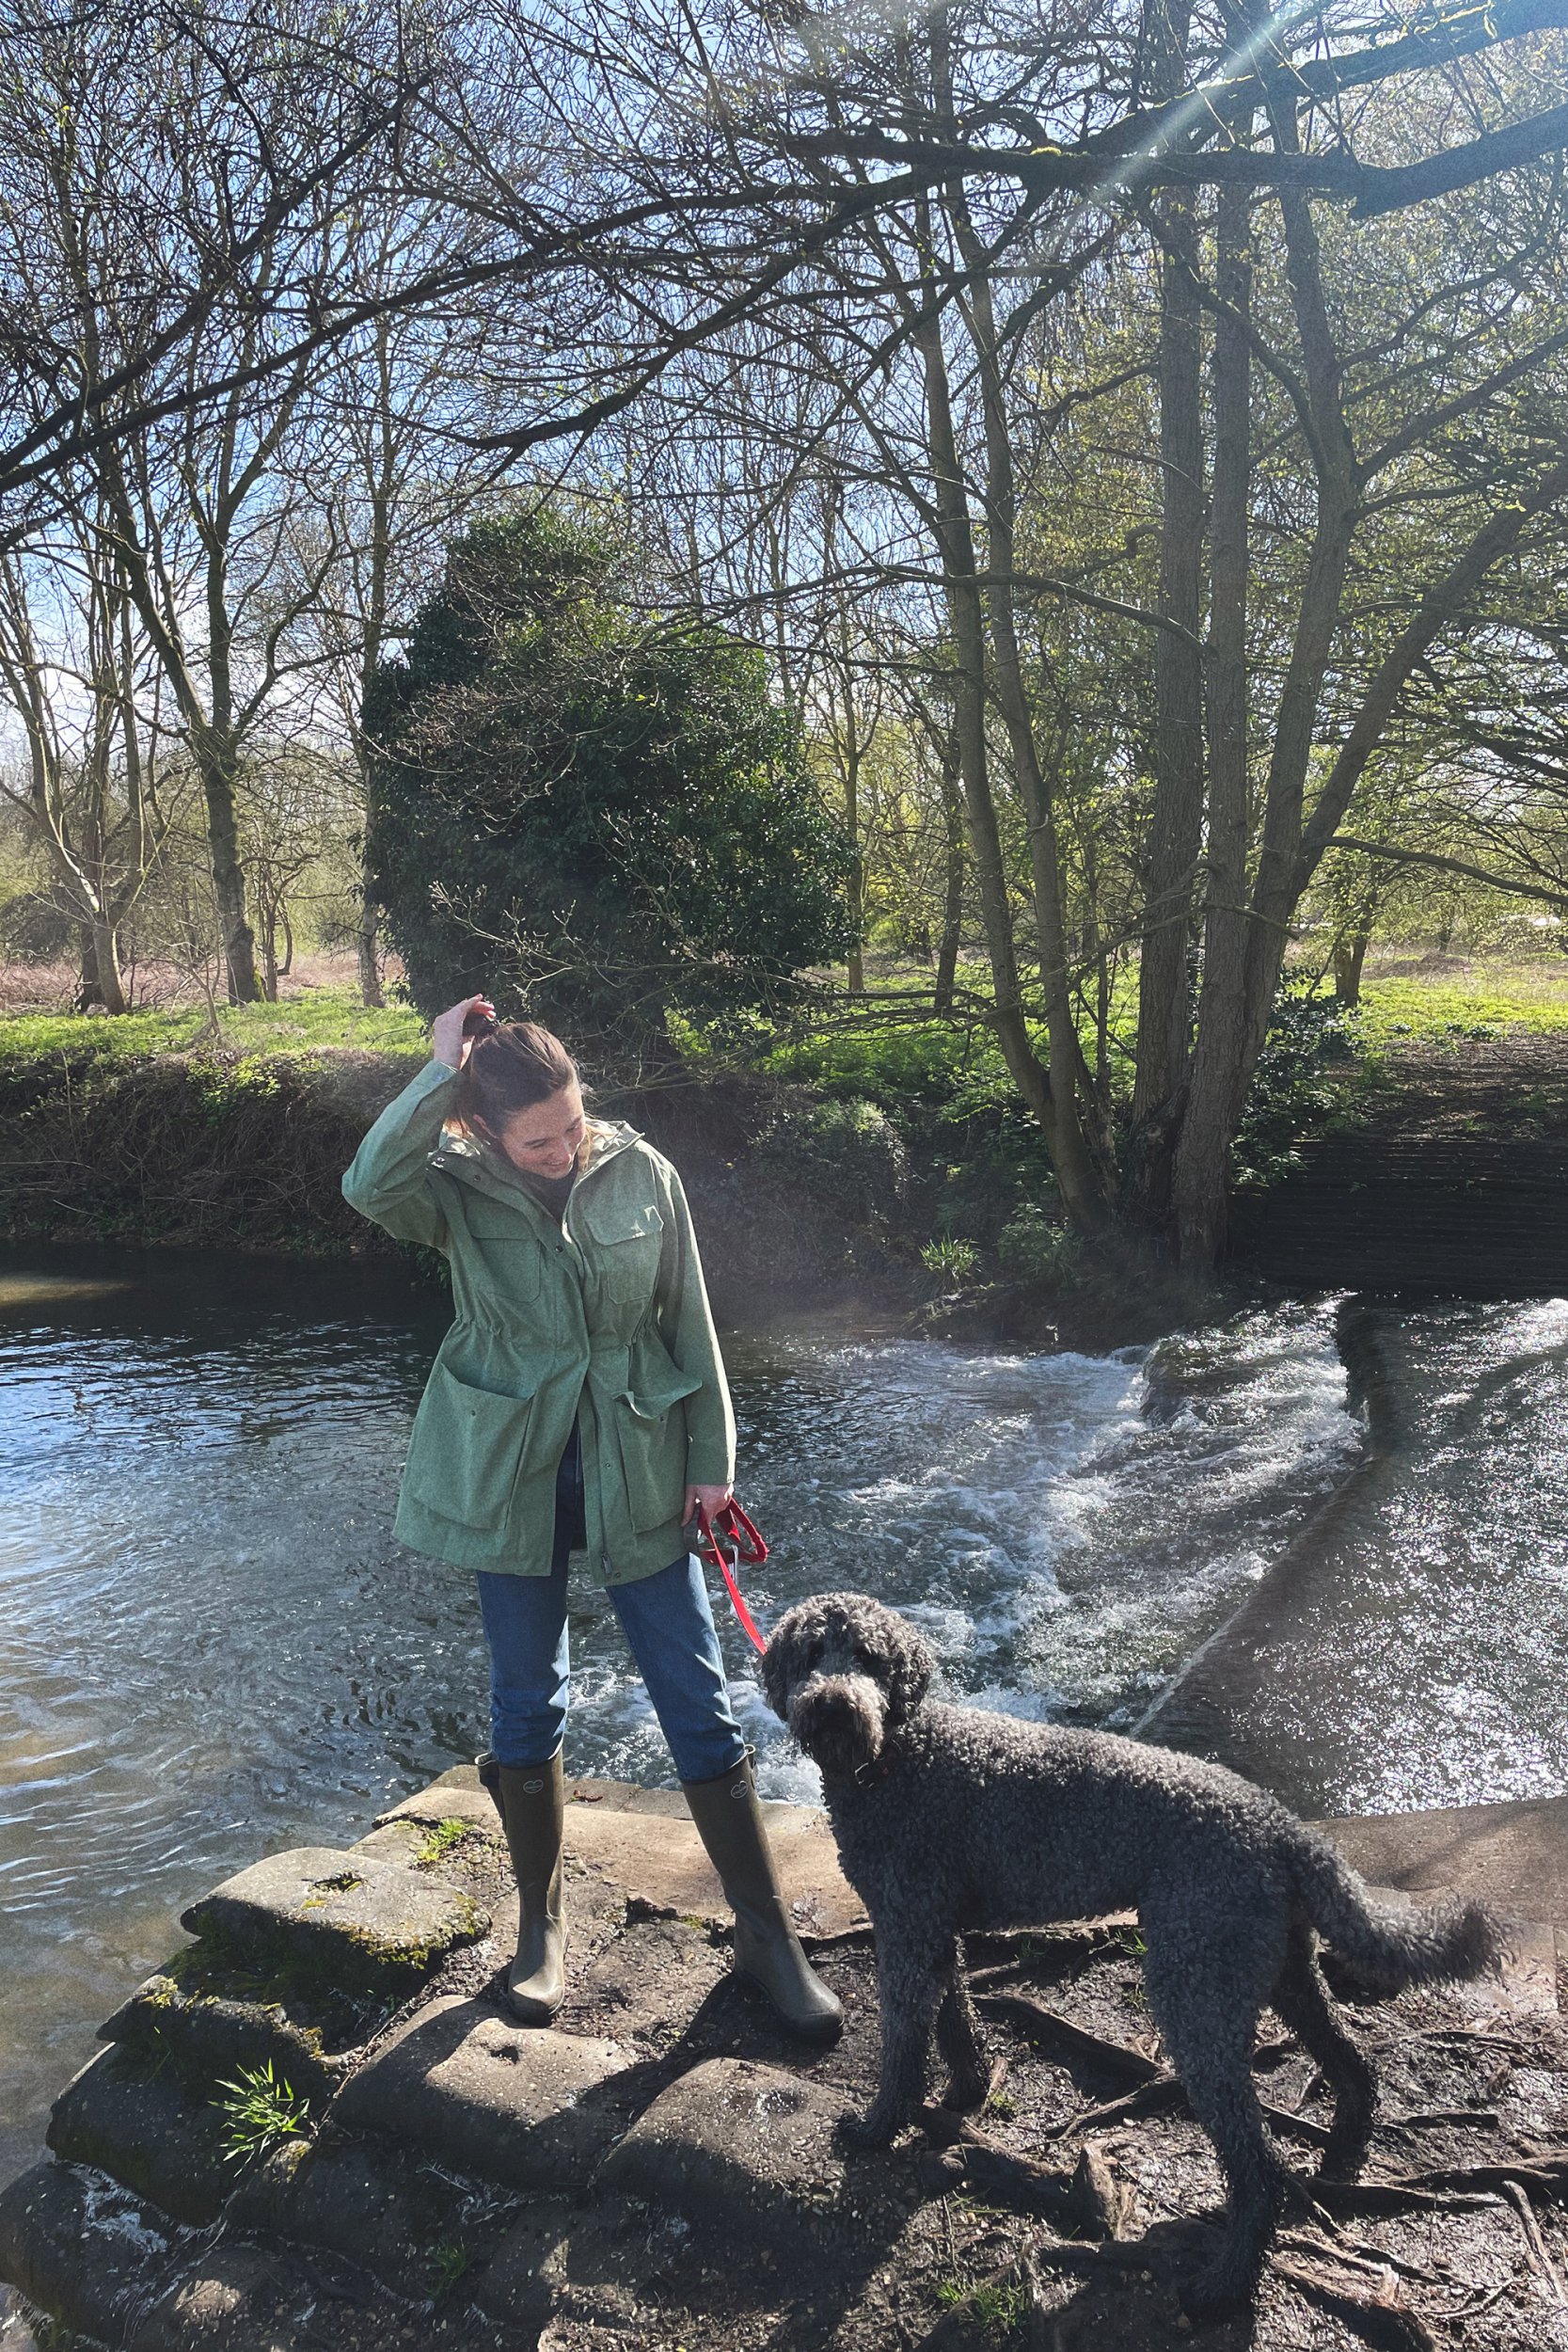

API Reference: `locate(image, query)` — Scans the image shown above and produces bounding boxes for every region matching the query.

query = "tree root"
[916,2111,1132,2237]
[1270,2249,1442,2352]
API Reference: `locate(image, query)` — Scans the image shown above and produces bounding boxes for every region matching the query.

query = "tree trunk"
[198,729,261,1003]
[1127,191,1206,1221]
[907,251,1061,1168]
[843,688,864,993]
[90,916,129,1015]
[1172,183,1253,1265]
[1334,930,1370,1006]
[74,924,103,1011]
[934,744,964,1016]
[356,892,385,1009]
[939,163,1102,1222]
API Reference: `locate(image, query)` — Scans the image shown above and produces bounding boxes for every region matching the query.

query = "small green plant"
[921,1234,981,1284]
[934,2276,1027,2335]
[415,1817,475,1865]
[984,2088,1018,2120]
[996,1204,1083,1287]
[429,2240,473,2296]
[213,2059,311,2165]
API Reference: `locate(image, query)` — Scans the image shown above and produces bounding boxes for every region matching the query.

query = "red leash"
[694,1499,768,1654]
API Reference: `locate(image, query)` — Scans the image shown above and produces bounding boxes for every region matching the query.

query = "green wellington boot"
[495,1755,567,2024]
[682,1755,845,2043]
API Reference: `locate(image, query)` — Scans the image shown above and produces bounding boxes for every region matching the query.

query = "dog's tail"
[1286,1824,1503,1993]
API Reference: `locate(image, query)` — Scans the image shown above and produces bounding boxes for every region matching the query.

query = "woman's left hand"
[684,1482,734,1528]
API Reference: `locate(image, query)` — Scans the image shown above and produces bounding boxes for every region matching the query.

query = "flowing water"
[2,1243,1567,2206]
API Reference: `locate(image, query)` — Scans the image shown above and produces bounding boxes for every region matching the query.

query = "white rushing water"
[8,1248,1568,2194]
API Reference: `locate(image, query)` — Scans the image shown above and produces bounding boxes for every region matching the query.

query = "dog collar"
[850,1738,901,1788]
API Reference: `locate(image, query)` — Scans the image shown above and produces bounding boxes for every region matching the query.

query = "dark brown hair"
[455,1018,578,1138]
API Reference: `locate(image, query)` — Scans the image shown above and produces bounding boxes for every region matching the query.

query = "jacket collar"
[430,1117,641,1213]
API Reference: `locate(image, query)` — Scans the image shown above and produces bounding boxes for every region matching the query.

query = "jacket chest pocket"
[459,1207,546,1299]
[578,1199,663,1315]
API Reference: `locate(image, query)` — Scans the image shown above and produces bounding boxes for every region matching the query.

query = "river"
[2,1243,1566,2208]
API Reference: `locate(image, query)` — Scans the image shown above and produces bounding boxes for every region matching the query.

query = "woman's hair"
[455,1017,578,1137]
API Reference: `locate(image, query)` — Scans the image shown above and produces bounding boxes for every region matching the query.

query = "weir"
[3,1768,1567,2349]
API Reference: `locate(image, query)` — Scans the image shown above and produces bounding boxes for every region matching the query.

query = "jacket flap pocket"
[620,1369,703,1422]
[578,1197,664,1248]
[405,1362,534,1530]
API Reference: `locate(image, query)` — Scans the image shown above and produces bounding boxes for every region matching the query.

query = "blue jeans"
[475,1431,745,1783]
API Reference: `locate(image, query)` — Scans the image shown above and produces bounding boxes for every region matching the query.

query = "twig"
[1041,2077,1185,2139]
[975,1993,1164,2088]
[915,2114,1130,2238]
[1312,2178,1505,2218]
[1503,2177,1567,2303]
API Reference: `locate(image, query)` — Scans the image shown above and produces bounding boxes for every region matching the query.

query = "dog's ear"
[881,1612,935,1726]
[758,1631,790,1723]
[758,1607,808,1723]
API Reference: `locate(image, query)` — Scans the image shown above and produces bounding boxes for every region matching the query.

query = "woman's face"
[495,1081,587,1180]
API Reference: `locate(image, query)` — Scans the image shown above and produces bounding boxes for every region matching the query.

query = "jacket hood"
[435,1115,642,1184]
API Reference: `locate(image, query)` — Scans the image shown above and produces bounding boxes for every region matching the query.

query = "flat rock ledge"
[5,1772,1568,2352]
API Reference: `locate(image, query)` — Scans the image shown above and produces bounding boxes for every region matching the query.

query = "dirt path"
[1231,1040,1568,1294]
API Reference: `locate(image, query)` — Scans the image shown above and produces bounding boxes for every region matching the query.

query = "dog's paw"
[1176,2270,1254,2328]
[1316,2126,1373,2185]
[837,2106,901,2151]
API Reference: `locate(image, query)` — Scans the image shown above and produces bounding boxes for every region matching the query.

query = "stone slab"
[597,2055,854,2252]
[0,2158,181,2344]
[47,2045,235,2227]
[1319,1794,1568,1931]
[376,1769,867,1940]
[181,1846,489,1994]
[474,2201,645,2337]
[125,2241,323,2352]
[98,1974,348,2105]
[372,1778,499,1833]
[333,1993,626,2191]
[245,2135,505,2305]
[562,1916,728,2040]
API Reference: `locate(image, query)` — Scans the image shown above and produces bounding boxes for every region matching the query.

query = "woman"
[342,993,841,2042]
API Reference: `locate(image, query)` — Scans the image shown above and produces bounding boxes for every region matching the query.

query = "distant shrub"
[767,1094,909,1220]
[996,1205,1083,1287]
[1232,982,1357,1189]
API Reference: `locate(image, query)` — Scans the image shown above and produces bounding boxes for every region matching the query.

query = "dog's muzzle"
[786,1672,888,1781]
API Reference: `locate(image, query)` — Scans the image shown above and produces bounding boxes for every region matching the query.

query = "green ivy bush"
[995,1204,1084,1287]
[765,1094,910,1222]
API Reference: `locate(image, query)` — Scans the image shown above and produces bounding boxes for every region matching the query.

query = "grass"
[0,989,426,1071]
[212,2058,311,2165]
[933,2274,1028,2335]
[414,1818,482,1866]
[1352,956,1568,1043]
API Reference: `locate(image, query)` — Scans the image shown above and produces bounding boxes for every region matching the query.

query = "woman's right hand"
[432,994,495,1069]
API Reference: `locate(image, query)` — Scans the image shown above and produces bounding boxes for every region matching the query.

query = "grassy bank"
[4,947,1563,1317]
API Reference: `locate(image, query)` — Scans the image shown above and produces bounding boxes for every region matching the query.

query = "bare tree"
[0,505,183,1011]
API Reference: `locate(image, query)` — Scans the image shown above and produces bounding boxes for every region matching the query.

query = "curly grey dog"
[762,1592,1501,2316]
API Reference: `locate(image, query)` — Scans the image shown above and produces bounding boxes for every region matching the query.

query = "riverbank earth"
[6,946,1568,1319]
[6,1767,1568,2352]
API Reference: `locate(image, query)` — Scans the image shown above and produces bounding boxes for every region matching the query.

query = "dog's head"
[761,1593,935,1782]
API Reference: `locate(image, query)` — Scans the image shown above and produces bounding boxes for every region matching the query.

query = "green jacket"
[341,1059,736,1582]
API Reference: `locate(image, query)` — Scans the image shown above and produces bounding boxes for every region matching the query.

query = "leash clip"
[694,1499,768,1654]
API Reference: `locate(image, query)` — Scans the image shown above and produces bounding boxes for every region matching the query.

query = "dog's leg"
[1272,1919,1377,2180]
[843,1929,949,2147]
[935,1939,988,2112]
[1144,1940,1293,2319]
